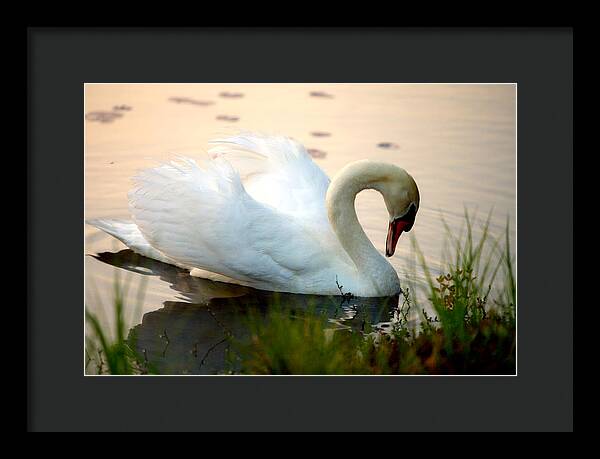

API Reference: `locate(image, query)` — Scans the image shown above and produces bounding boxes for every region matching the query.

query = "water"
[84,83,516,374]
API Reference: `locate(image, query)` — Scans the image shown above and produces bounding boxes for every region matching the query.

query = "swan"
[87,133,420,297]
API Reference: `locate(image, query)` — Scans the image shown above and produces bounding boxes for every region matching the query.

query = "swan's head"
[372,164,420,257]
[327,159,420,257]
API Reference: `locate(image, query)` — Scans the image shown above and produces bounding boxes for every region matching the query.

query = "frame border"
[29,27,572,432]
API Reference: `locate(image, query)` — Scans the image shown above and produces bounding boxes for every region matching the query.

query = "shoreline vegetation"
[85,210,516,375]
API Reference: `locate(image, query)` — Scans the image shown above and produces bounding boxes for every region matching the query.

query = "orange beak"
[385,205,416,257]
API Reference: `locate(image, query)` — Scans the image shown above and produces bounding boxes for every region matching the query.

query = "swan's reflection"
[92,249,400,374]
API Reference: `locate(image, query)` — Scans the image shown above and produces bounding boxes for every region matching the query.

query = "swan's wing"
[207,133,331,226]
[128,157,328,289]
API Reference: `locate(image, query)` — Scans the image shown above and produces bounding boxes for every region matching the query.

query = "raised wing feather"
[128,156,329,290]
[208,133,331,225]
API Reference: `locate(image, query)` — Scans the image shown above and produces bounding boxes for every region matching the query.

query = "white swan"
[87,133,420,297]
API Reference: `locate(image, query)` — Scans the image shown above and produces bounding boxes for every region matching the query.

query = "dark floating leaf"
[310,131,331,137]
[377,142,400,150]
[113,104,132,111]
[85,111,124,123]
[168,97,215,106]
[309,91,334,98]
[307,148,327,159]
[216,115,240,122]
[219,91,244,98]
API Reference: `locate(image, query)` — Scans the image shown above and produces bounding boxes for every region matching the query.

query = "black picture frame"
[27,27,573,432]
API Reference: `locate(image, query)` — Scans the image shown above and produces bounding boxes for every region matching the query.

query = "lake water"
[84,83,516,375]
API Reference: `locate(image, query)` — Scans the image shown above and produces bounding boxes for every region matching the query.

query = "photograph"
[84,83,517,376]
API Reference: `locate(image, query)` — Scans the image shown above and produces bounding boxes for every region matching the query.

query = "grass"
[85,271,156,375]
[85,210,516,375]
[408,210,516,356]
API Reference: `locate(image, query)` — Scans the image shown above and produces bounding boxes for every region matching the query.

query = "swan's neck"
[326,161,396,291]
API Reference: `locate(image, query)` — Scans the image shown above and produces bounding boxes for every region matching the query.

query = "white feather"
[125,134,347,292]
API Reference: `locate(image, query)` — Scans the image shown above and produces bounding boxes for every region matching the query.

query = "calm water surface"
[84,84,516,374]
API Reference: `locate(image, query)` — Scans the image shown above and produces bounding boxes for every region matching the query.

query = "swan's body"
[88,133,419,297]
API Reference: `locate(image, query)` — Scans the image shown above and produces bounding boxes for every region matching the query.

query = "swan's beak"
[385,205,417,257]
[385,219,410,257]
